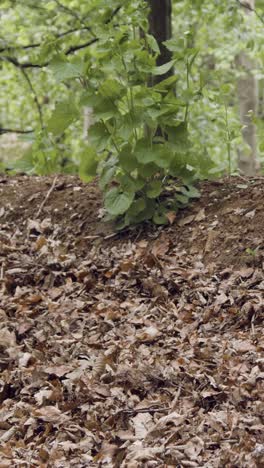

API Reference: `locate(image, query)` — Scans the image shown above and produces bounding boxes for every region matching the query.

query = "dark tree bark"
[148,0,172,83]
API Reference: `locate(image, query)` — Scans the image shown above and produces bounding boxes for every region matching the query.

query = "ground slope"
[0,175,264,467]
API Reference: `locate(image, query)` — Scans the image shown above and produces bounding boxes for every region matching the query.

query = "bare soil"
[0,174,263,467]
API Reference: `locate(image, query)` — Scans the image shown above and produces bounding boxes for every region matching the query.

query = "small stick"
[0,426,17,442]
[36,176,58,217]
[0,261,4,281]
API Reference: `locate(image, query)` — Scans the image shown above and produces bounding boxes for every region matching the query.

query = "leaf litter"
[0,174,264,467]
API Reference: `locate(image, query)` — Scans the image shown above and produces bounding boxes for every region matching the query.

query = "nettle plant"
[48,2,202,228]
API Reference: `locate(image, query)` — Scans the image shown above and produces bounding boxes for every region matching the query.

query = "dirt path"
[0,175,264,467]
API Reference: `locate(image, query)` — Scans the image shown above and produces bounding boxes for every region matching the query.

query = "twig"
[36,176,58,217]
[0,426,17,443]
[121,406,170,415]
[0,261,4,281]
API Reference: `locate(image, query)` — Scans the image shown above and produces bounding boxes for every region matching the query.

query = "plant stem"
[184,59,190,123]
[224,104,232,176]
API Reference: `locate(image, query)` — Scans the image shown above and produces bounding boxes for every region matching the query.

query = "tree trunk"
[148,0,172,83]
[236,0,259,175]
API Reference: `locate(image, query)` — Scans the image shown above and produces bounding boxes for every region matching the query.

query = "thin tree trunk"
[83,106,92,140]
[236,0,259,175]
[148,0,172,83]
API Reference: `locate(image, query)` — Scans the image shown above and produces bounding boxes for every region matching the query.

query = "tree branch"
[0,5,122,68]
[20,68,44,129]
[53,0,89,29]
[0,55,46,68]
[0,36,98,68]
[0,27,92,54]
[0,127,34,135]
[236,0,264,24]
[65,37,98,55]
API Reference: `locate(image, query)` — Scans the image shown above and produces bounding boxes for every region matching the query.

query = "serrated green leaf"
[49,55,83,82]
[89,122,110,151]
[135,141,172,169]
[47,100,79,135]
[99,79,125,99]
[105,187,134,215]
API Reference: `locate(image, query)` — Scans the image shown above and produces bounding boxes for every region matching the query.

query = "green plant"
[2,0,264,213]
[43,1,203,227]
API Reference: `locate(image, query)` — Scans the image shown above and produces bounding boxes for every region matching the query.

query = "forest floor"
[0,174,264,468]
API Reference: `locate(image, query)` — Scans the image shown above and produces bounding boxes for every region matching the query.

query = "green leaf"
[117,174,137,193]
[154,75,178,92]
[99,79,125,99]
[175,194,189,205]
[89,122,110,151]
[152,59,176,76]
[81,91,100,108]
[130,198,156,223]
[49,55,83,82]
[79,146,98,182]
[146,34,160,54]
[163,38,183,52]
[165,122,189,148]
[146,179,162,198]
[115,216,129,231]
[134,140,156,164]
[104,187,135,215]
[47,99,79,135]
[153,211,168,225]
[137,163,159,178]
[94,98,117,120]
[99,165,116,190]
[181,185,200,199]
[119,145,138,172]
[126,198,146,217]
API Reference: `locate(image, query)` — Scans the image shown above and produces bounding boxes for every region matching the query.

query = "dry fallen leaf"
[136,326,160,343]
[34,406,68,423]
[1,175,264,466]
[178,215,195,227]
[132,412,153,439]
[195,208,206,222]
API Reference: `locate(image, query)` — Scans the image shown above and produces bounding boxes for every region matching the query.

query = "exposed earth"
[0,174,264,467]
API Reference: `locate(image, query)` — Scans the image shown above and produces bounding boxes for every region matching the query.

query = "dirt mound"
[1,174,264,268]
[0,175,264,467]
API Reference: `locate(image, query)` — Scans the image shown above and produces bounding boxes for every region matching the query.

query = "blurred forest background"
[1,0,264,181]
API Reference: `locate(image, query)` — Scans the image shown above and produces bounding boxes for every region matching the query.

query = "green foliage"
[1,0,264,227]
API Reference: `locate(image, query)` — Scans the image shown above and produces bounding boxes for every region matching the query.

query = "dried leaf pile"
[0,175,264,467]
